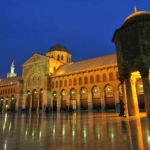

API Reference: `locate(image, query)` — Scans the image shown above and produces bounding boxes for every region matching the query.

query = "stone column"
[37,93,39,113]
[88,92,92,112]
[2,99,5,112]
[100,90,105,113]
[122,79,129,117]
[29,94,32,113]
[76,91,80,112]
[57,92,60,113]
[124,73,139,116]
[140,68,150,116]
[114,87,119,113]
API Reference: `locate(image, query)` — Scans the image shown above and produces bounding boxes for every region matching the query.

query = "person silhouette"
[118,100,126,117]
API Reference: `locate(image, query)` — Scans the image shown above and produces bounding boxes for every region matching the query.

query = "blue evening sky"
[0,0,149,78]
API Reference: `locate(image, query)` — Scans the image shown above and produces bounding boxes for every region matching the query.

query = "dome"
[48,41,69,53]
[122,11,150,27]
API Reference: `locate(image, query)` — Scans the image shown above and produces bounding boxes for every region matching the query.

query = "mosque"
[0,7,150,116]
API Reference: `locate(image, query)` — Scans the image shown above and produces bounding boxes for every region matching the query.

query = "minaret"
[7,56,17,78]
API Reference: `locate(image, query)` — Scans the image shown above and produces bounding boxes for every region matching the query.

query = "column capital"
[139,68,149,78]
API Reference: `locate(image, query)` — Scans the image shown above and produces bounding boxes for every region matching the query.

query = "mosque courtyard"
[0,111,149,150]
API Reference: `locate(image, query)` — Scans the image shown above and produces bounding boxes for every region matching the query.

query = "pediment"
[23,53,49,66]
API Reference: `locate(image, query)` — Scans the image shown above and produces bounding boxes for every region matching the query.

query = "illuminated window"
[73,78,77,86]
[109,72,113,81]
[90,75,94,83]
[84,76,88,84]
[103,74,106,82]
[69,79,72,86]
[96,74,100,83]
[79,77,82,85]
[64,80,67,87]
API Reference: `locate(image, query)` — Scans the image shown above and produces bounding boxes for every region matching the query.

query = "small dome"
[122,11,150,27]
[48,41,69,53]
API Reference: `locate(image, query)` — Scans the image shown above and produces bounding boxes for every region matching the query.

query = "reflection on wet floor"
[0,112,149,150]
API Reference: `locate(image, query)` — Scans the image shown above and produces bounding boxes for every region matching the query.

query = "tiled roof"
[54,54,117,76]
[0,76,22,86]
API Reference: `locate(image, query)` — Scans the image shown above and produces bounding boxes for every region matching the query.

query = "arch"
[57,55,60,61]
[109,72,113,81]
[96,74,100,83]
[32,89,38,111]
[84,76,88,84]
[69,79,72,86]
[79,77,82,85]
[64,80,67,87]
[61,55,63,60]
[53,91,57,111]
[39,89,43,110]
[103,74,106,82]
[60,80,63,88]
[104,85,115,109]
[10,95,16,112]
[92,86,101,110]
[60,89,67,110]
[70,88,77,110]
[26,90,31,110]
[136,81,145,109]
[73,78,77,86]
[90,75,94,83]
[80,87,88,110]
[56,81,58,88]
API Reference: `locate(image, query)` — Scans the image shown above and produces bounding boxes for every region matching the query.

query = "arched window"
[73,78,77,86]
[60,80,63,88]
[61,55,63,60]
[69,79,72,86]
[52,82,54,88]
[90,75,94,83]
[96,75,100,83]
[56,81,58,88]
[5,89,7,94]
[57,55,60,61]
[109,72,113,81]
[79,77,82,85]
[84,76,88,84]
[103,74,106,82]
[64,80,67,87]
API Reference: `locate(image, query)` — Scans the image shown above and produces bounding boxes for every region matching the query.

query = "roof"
[54,54,117,76]
[122,11,150,27]
[48,43,69,53]
[0,76,22,86]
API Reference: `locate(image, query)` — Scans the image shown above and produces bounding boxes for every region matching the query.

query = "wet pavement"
[0,112,150,150]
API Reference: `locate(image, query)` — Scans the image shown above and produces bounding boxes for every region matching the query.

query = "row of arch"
[51,55,71,63]
[51,72,119,89]
[0,88,16,95]
[52,81,145,111]
[25,89,43,111]
[0,95,16,112]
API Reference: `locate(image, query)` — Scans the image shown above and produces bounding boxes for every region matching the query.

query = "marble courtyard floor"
[0,112,150,150]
